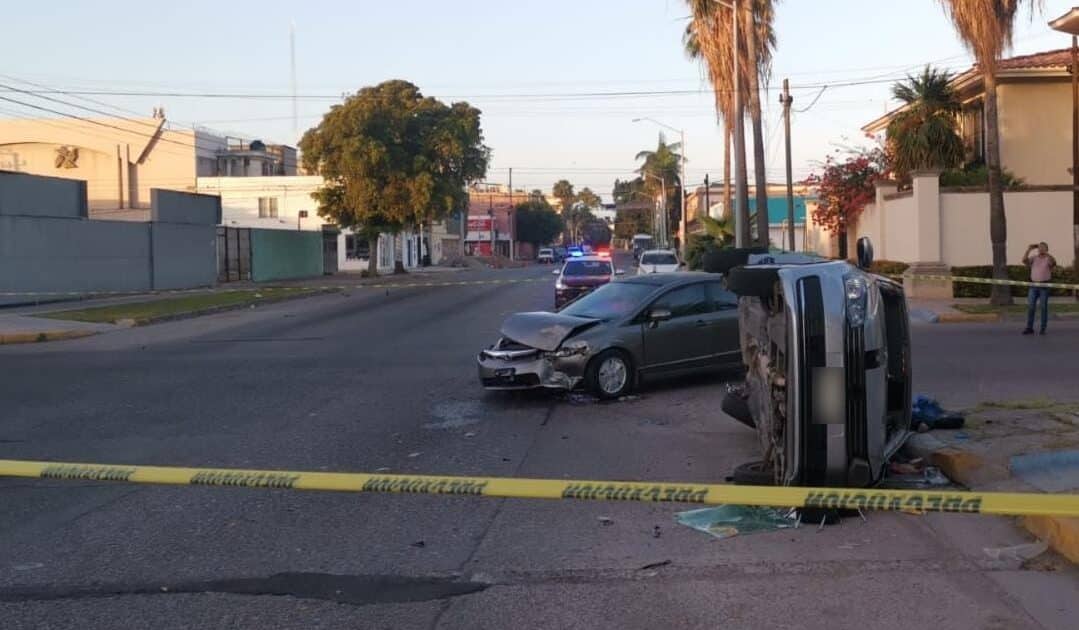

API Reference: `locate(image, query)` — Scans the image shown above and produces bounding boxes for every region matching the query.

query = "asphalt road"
[1,259,1077,629]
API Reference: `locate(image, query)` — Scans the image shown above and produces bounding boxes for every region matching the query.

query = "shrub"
[939,164,1024,189]
[950,265,1076,298]
[686,233,721,271]
[869,260,910,276]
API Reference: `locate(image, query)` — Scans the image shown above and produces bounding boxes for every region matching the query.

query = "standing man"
[1022,242,1057,335]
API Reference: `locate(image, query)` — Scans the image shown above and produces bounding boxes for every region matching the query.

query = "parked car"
[637,249,682,275]
[477,273,742,398]
[720,239,912,488]
[552,255,620,309]
[537,248,555,264]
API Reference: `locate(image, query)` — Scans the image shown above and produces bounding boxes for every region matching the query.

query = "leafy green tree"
[564,206,595,243]
[612,178,647,205]
[552,179,576,213]
[300,80,489,274]
[515,200,564,250]
[613,203,652,240]
[886,66,965,183]
[576,187,602,210]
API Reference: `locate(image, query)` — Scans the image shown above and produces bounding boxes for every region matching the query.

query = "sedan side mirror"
[615,269,625,276]
[551,269,561,275]
[649,308,672,322]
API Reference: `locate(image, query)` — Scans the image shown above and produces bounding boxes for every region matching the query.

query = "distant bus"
[631,234,654,260]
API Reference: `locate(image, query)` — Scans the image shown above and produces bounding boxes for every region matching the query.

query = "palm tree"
[635,132,684,240]
[684,0,776,248]
[937,0,1043,305]
[886,65,965,182]
[701,215,736,246]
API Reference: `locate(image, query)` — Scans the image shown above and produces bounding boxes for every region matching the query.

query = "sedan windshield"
[641,253,677,265]
[560,282,656,320]
[562,260,612,277]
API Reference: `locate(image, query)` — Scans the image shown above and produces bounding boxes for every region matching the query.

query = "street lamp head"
[1050,8,1079,35]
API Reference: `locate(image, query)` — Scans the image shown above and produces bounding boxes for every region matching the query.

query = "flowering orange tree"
[804,148,887,258]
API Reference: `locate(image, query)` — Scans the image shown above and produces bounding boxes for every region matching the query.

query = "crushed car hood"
[499,312,600,352]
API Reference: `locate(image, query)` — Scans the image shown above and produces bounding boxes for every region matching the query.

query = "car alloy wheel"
[589,350,631,399]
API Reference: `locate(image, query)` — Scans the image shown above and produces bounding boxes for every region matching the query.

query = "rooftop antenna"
[290,20,298,142]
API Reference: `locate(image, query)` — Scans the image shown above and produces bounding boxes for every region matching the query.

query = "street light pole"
[642,171,667,247]
[632,117,688,257]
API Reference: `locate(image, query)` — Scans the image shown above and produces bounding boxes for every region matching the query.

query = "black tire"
[732,460,775,486]
[701,247,768,275]
[585,349,634,400]
[726,266,780,298]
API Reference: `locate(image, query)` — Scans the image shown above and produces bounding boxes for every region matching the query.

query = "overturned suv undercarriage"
[718,241,912,488]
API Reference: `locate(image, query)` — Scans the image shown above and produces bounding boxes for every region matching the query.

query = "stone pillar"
[902,170,953,299]
[873,180,898,261]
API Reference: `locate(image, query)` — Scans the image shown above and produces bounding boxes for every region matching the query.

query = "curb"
[935,312,1001,324]
[0,329,98,345]
[913,441,1079,564]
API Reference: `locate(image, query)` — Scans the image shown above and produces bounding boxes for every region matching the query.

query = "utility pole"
[508,168,514,261]
[704,173,710,222]
[679,128,687,259]
[488,196,495,258]
[781,78,795,251]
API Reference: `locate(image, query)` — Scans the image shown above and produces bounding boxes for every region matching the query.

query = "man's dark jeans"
[1026,286,1050,333]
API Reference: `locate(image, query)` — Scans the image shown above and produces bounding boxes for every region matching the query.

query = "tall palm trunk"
[734,94,751,246]
[723,122,732,225]
[983,71,1011,305]
[746,27,770,249]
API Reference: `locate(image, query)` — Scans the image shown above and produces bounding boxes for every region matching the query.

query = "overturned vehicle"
[720,239,912,488]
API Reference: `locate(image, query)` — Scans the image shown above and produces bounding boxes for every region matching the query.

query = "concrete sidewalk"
[907,401,1079,564]
[908,296,1079,324]
[0,314,114,344]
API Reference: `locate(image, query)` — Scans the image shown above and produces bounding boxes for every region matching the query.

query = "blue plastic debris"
[912,395,965,431]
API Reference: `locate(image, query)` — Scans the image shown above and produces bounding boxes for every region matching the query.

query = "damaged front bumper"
[476,345,588,391]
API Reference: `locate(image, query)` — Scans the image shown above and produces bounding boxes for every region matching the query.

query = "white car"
[637,249,681,274]
[537,248,555,264]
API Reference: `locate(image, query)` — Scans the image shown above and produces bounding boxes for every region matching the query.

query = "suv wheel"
[586,350,633,399]
[731,460,776,486]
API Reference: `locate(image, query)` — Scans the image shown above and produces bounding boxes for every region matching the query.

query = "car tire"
[586,349,634,399]
[731,460,775,486]
[726,266,779,298]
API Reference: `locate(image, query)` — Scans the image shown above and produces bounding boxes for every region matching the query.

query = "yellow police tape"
[2,459,1078,518]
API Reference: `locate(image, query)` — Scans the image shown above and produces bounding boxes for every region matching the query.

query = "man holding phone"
[1022,242,1057,335]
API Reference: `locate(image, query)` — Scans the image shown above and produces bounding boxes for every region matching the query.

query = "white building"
[196,176,444,273]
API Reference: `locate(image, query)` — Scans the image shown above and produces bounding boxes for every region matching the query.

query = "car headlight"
[844,276,868,327]
[555,280,566,290]
[545,340,589,359]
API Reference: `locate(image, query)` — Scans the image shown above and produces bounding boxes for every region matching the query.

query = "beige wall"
[998,80,1072,186]
[881,194,917,262]
[0,117,224,212]
[941,190,1073,266]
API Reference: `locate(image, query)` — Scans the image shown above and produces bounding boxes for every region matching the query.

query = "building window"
[258,197,278,218]
[345,234,371,260]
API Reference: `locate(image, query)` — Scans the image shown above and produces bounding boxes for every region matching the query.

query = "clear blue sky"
[3,0,1074,199]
